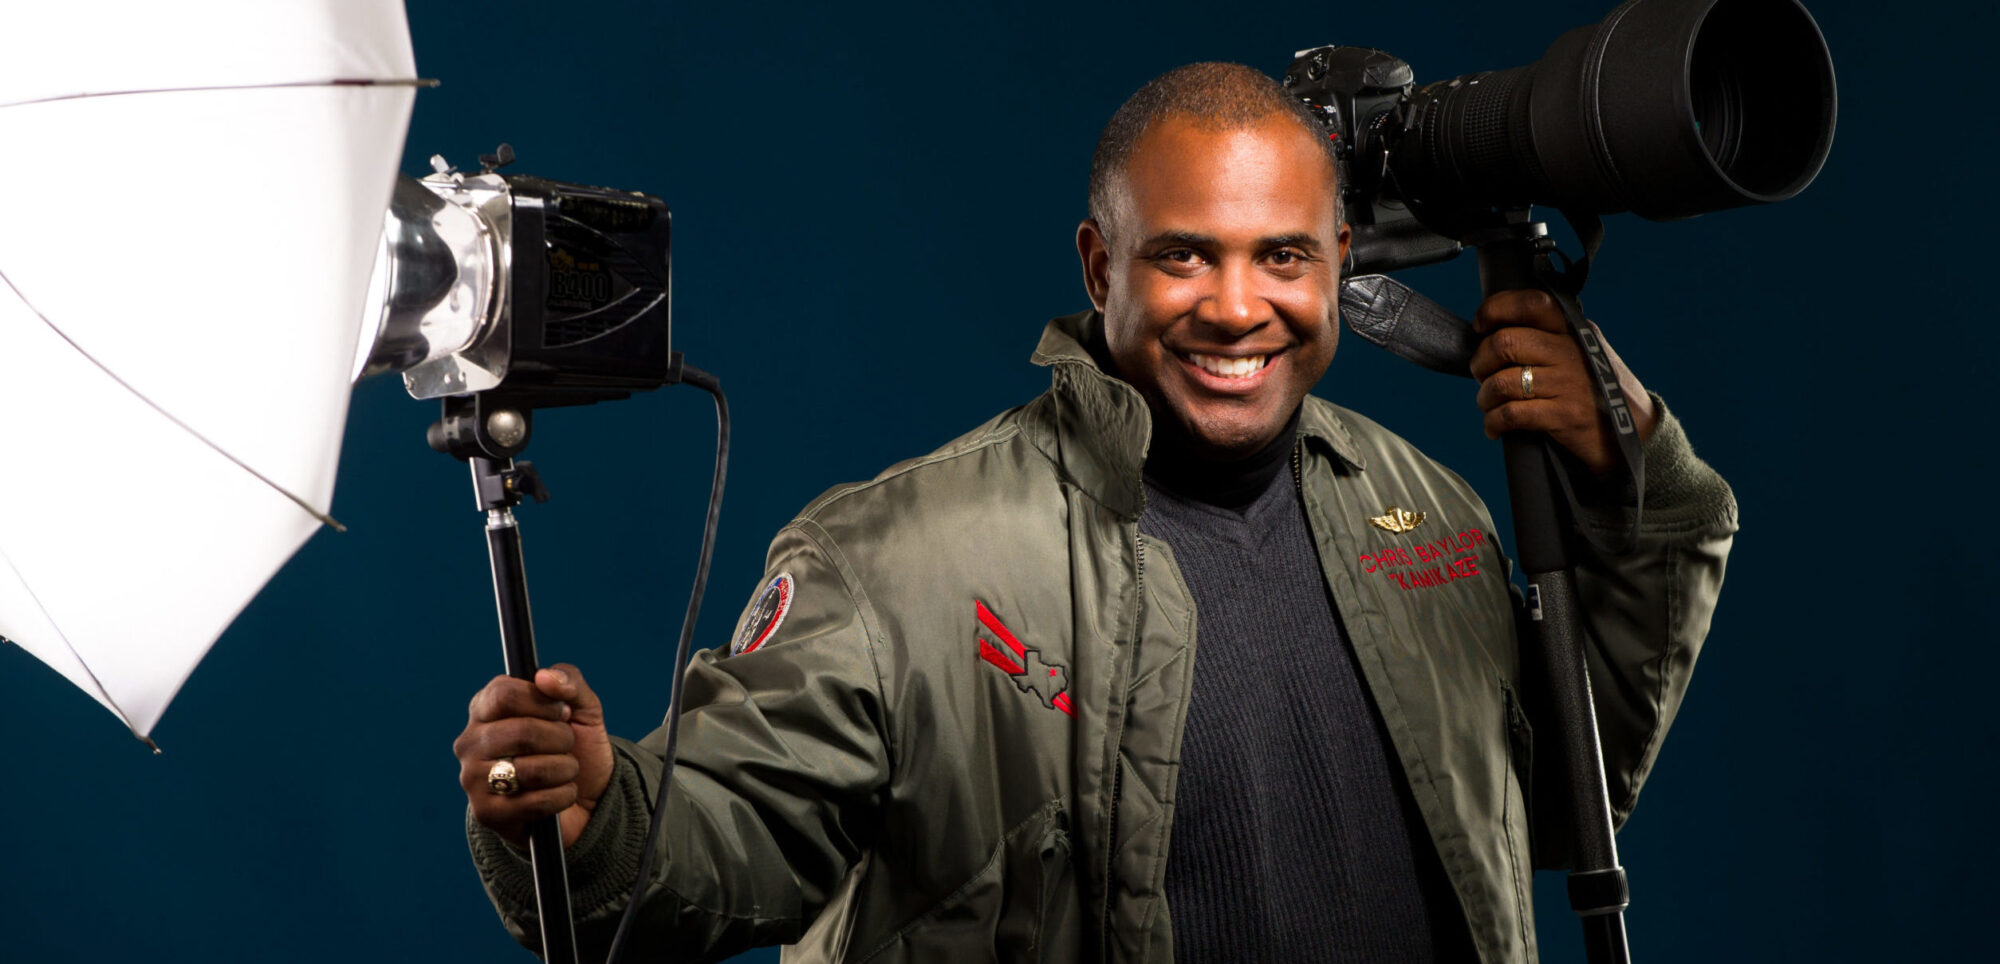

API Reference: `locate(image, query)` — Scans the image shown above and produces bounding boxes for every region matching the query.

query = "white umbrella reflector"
[0,1,420,738]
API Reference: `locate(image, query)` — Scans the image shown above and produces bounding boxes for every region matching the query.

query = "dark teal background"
[5,1,1993,960]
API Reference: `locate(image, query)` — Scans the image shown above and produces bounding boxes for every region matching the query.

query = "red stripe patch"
[974,599,1026,661]
[977,637,1024,674]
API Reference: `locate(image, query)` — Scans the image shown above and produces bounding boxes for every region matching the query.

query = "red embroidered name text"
[1359,527,1486,591]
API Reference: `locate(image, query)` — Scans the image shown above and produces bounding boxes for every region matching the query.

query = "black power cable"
[604,357,728,964]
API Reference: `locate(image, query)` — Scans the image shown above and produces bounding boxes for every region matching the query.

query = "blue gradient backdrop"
[5,1,1992,961]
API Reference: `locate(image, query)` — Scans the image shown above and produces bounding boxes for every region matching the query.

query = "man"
[455,63,1734,963]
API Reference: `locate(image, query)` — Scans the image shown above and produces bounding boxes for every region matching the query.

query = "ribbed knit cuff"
[1576,392,1738,535]
[466,747,658,930]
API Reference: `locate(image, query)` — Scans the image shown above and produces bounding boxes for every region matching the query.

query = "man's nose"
[1193,258,1270,335]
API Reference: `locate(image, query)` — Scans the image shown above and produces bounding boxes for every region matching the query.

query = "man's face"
[1078,114,1350,460]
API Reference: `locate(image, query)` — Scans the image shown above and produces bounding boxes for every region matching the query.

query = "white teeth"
[1188,352,1269,379]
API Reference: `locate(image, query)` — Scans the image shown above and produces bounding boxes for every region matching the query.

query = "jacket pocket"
[1032,809,1079,963]
[856,800,1080,963]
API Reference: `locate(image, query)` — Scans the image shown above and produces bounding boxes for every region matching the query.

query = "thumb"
[535,663,605,728]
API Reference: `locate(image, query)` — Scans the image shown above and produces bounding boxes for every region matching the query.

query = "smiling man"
[1081,103,1346,461]
[458,63,1736,963]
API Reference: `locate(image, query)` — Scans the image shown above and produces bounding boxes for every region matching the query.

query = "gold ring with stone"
[1520,365,1536,400]
[487,757,521,796]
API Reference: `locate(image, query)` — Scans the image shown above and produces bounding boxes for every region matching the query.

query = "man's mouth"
[1184,352,1270,380]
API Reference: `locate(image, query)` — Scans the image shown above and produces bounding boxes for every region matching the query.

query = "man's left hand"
[1468,289,1657,476]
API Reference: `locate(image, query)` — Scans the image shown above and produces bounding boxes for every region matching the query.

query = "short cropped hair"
[1087,62,1344,236]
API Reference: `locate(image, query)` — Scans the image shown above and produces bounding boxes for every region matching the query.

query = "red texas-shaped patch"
[974,600,1073,717]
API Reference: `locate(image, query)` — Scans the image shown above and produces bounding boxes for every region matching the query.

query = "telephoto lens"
[1389,0,1836,220]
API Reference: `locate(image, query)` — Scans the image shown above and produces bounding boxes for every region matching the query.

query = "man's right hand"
[454,663,614,849]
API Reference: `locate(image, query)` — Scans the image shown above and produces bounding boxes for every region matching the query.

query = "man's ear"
[1076,218,1111,313]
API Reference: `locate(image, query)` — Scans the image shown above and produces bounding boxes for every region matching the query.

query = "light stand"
[431,391,579,964]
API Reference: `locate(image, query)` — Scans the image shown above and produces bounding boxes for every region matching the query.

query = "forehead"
[1114,115,1340,239]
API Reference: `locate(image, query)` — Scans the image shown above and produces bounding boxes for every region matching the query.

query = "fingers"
[1468,322,1575,383]
[1470,300,1608,469]
[489,785,579,826]
[536,664,604,729]
[1469,289,1590,434]
[467,675,570,725]
[1473,288,1566,335]
[1469,293,1652,475]
[458,752,582,798]
[1474,358,1587,413]
[1478,387,1616,473]
[452,679,578,794]
[456,712,577,759]
[461,753,584,846]
[1480,396,1602,441]
[456,717,586,847]
[456,663,614,848]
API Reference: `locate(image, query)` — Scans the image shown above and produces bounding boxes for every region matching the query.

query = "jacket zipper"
[1102,524,1141,960]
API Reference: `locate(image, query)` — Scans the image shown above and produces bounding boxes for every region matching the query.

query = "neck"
[1144,409,1300,509]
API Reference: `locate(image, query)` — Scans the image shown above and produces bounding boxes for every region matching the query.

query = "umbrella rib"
[0,78,438,110]
[0,540,155,749]
[0,265,347,534]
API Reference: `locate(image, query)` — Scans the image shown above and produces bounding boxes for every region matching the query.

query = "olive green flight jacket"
[472,310,1737,963]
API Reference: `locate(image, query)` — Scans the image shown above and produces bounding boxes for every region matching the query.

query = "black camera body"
[1283,46,1463,275]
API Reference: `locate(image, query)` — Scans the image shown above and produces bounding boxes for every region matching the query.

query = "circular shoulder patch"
[730,571,794,656]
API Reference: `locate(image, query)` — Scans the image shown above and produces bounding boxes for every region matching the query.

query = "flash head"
[354,152,673,411]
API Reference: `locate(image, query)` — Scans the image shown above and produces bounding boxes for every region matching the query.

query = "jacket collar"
[1029,310,1366,519]
[1297,385,1369,473]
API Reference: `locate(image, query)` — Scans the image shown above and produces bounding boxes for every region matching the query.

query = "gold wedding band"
[486,757,521,796]
[1520,365,1536,400]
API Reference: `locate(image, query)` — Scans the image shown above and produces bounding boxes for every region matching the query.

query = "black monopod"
[1298,0,1838,959]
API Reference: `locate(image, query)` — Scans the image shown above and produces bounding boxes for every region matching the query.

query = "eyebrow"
[1140,231,1216,249]
[1138,230,1325,253]
[1262,232,1325,253]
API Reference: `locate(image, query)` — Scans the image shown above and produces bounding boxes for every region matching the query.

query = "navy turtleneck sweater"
[1140,409,1476,963]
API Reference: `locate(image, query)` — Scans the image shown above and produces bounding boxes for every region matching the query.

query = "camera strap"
[1536,210,1645,555]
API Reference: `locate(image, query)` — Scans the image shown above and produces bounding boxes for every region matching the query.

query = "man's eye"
[1268,249,1301,265]
[1150,249,1206,273]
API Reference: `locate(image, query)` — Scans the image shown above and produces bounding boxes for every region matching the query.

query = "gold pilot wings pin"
[1369,506,1427,534]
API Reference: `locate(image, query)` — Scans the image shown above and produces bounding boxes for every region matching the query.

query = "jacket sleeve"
[1526,394,1737,867]
[468,519,893,962]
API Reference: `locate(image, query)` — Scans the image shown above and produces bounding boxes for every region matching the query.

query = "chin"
[1181,417,1278,460]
